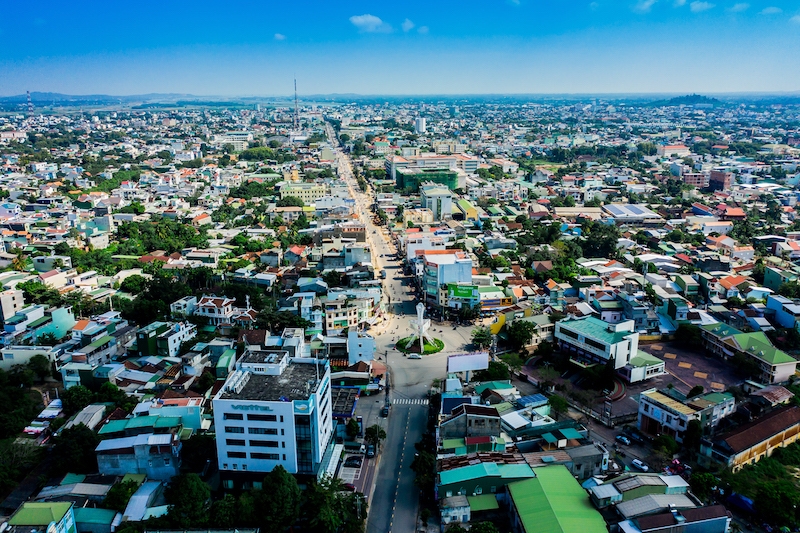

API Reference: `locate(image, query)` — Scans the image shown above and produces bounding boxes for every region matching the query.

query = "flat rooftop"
[241,349,288,365]
[220,361,324,402]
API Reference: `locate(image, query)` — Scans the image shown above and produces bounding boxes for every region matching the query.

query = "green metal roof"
[98,419,128,435]
[497,463,535,479]
[557,317,632,345]
[508,465,607,533]
[700,392,733,404]
[468,494,500,512]
[60,473,86,485]
[629,350,664,368]
[542,432,558,444]
[439,463,500,486]
[9,502,72,526]
[559,428,583,440]
[74,508,117,525]
[27,316,51,328]
[442,438,466,450]
[732,332,796,365]
[154,416,182,428]
[87,335,113,349]
[473,381,514,395]
[700,322,742,338]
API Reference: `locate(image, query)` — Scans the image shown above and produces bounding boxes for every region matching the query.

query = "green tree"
[27,353,52,381]
[61,385,94,414]
[687,385,705,398]
[445,524,467,533]
[52,424,100,475]
[261,465,302,532]
[364,424,387,451]
[346,418,360,439]
[653,434,679,456]
[689,472,717,502]
[166,473,210,527]
[323,270,343,288]
[103,480,140,512]
[276,195,305,208]
[683,419,703,452]
[209,494,237,528]
[548,395,569,418]
[474,361,509,381]
[180,434,217,473]
[469,523,500,533]
[471,327,493,350]
[506,321,537,351]
[120,274,147,294]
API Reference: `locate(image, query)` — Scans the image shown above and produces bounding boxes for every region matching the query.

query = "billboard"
[448,284,477,299]
[447,352,489,373]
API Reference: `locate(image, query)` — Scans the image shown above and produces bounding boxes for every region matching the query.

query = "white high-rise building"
[414,117,427,134]
[212,348,332,488]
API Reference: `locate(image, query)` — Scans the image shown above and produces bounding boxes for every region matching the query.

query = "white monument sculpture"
[407,302,435,353]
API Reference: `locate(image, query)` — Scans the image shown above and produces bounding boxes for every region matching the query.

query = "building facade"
[212,349,333,486]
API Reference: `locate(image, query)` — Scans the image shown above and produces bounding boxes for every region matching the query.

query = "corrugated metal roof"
[508,465,607,533]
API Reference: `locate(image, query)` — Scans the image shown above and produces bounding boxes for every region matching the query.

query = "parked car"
[632,459,649,472]
[381,406,390,417]
[342,483,357,492]
[615,435,631,445]
[409,354,422,360]
[344,456,363,468]
[366,444,375,458]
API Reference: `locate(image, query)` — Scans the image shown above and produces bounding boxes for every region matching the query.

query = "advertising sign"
[448,284,477,299]
[447,352,490,373]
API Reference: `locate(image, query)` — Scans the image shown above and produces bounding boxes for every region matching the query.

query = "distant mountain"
[0,92,198,103]
[647,94,722,107]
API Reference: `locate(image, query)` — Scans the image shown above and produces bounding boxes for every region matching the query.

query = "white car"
[631,459,649,472]
[409,354,422,359]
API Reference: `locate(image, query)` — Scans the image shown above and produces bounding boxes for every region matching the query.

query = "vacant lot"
[640,342,740,393]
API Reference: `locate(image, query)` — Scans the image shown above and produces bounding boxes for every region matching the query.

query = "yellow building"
[699,405,800,472]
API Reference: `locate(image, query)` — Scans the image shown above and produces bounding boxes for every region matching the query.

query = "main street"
[326,123,474,533]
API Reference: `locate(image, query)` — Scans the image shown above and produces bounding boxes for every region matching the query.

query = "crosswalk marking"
[392,398,429,405]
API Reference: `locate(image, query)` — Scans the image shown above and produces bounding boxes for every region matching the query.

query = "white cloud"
[728,3,749,12]
[791,14,800,23]
[673,0,686,6]
[274,33,286,41]
[349,14,392,33]
[509,0,521,5]
[759,6,782,14]
[417,26,429,34]
[402,18,415,32]
[589,1,600,10]
[633,0,657,13]
[689,1,714,12]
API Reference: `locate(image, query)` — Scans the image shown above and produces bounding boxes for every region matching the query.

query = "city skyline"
[3,0,800,96]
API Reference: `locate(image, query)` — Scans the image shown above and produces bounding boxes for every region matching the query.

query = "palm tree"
[11,249,28,272]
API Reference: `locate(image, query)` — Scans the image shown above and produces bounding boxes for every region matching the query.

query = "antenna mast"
[26,91,34,118]
[293,79,299,131]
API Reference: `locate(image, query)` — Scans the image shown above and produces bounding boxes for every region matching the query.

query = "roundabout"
[395,336,445,354]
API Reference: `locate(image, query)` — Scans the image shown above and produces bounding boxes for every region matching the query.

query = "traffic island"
[395,336,445,355]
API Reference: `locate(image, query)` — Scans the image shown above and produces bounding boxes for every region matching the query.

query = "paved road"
[326,125,474,532]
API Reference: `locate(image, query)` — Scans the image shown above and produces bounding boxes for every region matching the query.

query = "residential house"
[95,433,181,480]
[637,389,735,443]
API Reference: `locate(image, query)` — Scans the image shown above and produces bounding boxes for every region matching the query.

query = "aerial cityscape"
[2,3,800,533]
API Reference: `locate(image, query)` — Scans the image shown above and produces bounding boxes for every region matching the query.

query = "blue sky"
[1,0,800,96]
